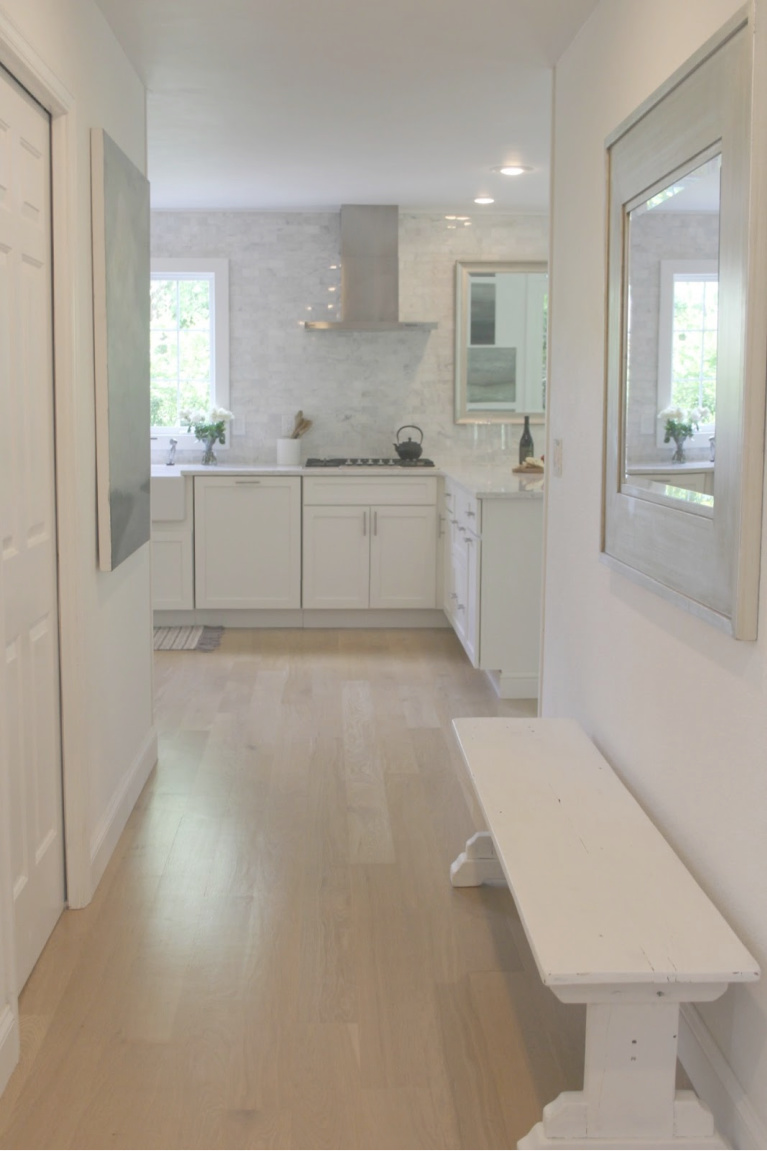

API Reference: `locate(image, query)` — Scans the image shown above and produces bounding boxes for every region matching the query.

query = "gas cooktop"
[304,457,435,468]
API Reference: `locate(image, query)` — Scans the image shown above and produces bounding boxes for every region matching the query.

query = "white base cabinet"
[151,476,194,610]
[443,477,542,699]
[303,476,438,610]
[194,475,301,609]
[302,505,369,609]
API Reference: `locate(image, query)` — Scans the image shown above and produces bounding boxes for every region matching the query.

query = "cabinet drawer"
[304,475,437,506]
[455,488,480,533]
[444,481,480,538]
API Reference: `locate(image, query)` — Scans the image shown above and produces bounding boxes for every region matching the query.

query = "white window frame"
[150,257,230,448]
[656,258,717,449]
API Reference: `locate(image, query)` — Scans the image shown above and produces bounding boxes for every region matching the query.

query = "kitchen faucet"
[166,438,178,466]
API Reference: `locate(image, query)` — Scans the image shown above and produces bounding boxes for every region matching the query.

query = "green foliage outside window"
[150,277,213,427]
[671,278,717,416]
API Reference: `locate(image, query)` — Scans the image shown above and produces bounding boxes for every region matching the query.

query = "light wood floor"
[0,629,584,1149]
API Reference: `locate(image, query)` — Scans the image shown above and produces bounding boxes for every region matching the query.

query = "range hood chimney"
[303,205,438,331]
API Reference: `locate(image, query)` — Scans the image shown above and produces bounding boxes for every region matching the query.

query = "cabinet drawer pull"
[362,510,367,536]
[449,592,458,600]
[235,479,262,485]
[373,510,378,535]
[466,509,476,518]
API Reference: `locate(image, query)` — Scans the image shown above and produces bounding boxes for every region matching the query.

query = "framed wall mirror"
[454,260,547,423]
[603,9,766,639]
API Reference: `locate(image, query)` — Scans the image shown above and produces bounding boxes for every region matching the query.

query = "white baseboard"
[679,1004,767,1150]
[154,608,450,629]
[0,1003,19,1098]
[86,725,158,901]
[302,609,449,629]
[485,669,539,700]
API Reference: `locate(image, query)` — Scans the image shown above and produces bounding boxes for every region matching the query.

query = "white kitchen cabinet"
[194,475,301,609]
[369,504,437,608]
[442,475,543,698]
[303,505,370,608]
[303,476,437,610]
[151,474,194,610]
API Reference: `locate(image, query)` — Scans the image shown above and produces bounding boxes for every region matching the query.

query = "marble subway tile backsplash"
[151,210,548,467]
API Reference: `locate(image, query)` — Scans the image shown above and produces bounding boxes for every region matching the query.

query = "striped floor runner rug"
[153,626,224,652]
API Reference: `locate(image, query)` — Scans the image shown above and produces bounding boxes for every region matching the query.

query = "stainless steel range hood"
[303,205,438,331]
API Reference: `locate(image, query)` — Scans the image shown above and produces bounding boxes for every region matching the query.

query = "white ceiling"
[93,0,599,213]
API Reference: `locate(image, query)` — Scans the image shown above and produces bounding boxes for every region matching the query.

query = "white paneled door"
[0,66,65,991]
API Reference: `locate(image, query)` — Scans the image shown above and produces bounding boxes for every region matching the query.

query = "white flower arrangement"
[658,405,713,463]
[181,406,235,445]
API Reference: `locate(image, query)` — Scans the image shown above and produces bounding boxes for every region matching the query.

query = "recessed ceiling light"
[445,215,457,220]
[493,164,532,176]
[474,197,494,205]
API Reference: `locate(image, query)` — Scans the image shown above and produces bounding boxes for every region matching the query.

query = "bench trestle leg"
[518,1001,729,1149]
[450,831,506,887]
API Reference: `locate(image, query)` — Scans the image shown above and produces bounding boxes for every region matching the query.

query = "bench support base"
[519,1091,727,1148]
[518,1002,728,1150]
[449,839,732,1150]
[450,831,506,886]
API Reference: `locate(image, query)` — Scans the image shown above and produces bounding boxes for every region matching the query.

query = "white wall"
[544,1,767,1145]
[150,210,548,466]
[0,0,155,1093]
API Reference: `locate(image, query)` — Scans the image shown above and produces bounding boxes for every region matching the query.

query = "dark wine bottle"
[518,415,534,464]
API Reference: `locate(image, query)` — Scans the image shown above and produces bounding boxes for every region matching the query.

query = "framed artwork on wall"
[91,127,151,572]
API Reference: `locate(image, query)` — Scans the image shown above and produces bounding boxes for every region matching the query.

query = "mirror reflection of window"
[622,152,721,506]
[470,277,496,344]
[465,270,547,413]
[667,269,718,416]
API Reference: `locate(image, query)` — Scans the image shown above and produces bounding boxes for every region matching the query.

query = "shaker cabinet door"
[151,531,194,610]
[369,505,437,610]
[194,476,301,608]
[303,505,370,609]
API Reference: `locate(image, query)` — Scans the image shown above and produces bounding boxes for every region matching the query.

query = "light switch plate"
[552,438,563,477]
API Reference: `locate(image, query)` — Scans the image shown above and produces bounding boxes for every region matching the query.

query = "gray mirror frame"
[454,260,547,424]
[602,8,767,640]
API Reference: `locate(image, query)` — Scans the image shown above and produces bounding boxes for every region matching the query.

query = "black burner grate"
[304,457,435,468]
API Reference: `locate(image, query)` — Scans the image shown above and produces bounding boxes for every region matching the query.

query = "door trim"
[0,12,93,911]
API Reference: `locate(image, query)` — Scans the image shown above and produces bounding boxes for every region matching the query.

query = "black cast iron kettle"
[393,425,424,460]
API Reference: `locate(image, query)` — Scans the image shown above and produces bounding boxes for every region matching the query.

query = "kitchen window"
[656,259,717,447]
[150,258,230,443]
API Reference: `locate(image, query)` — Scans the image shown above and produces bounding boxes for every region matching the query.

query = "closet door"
[0,66,65,990]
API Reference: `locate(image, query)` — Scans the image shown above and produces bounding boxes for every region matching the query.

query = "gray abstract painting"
[91,128,150,571]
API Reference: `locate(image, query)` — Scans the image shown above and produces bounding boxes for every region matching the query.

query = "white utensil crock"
[277,437,301,466]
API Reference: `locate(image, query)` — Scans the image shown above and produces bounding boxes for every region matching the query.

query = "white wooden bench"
[450,718,759,1150]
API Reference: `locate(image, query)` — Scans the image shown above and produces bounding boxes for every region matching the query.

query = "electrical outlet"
[552,437,563,477]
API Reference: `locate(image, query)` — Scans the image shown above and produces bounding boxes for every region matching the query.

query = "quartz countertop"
[439,465,544,498]
[151,461,544,497]
[625,461,714,474]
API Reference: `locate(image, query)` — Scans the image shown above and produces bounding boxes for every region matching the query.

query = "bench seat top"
[453,717,759,989]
